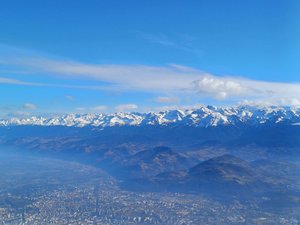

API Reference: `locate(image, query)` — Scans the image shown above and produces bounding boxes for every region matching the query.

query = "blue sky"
[0,0,299,117]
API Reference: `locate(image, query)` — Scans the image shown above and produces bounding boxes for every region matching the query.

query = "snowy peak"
[1,106,300,128]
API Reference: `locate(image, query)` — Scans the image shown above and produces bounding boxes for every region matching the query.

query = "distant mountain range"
[0,105,299,202]
[1,105,300,127]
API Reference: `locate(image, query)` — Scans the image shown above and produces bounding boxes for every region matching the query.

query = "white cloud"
[65,95,74,101]
[0,76,114,91]
[191,76,256,100]
[76,105,108,113]
[0,77,39,86]
[155,96,179,103]
[8,58,199,92]
[76,107,85,112]
[5,55,300,103]
[140,33,177,47]
[5,111,32,118]
[22,103,36,110]
[139,33,202,54]
[1,45,300,106]
[191,75,300,106]
[240,98,300,107]
[115,104,138,112]
[0,103,37,118]
[92,105,108,112]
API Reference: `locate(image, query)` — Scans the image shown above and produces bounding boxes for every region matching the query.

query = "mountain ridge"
[1,105,300,128]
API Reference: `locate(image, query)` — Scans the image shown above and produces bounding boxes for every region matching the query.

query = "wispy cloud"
[240,98,300,107]
[0,56,202,93]
[115,104,138,112]
[22,103,37,110]
[0,76,115,91]
[92,105,108,112]
[1,45,300,106]
[65,95,74,101]
[0,77,41,86]
[0,103,37,118]
[140,33,177,47]
[139,32,202,54]
[155,96,180,103]
[76,105,108,113]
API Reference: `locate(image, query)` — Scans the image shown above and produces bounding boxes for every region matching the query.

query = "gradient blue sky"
[0,0,299,117]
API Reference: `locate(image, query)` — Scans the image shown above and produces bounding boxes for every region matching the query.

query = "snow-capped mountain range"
[1,105,300,128]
